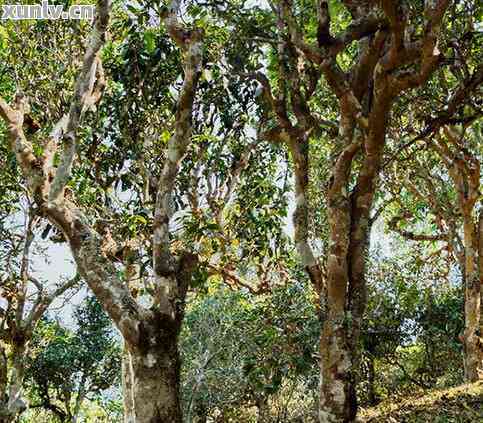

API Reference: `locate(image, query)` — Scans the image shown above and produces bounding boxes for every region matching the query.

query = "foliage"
[180,279,319,422]
[177,249,471,420]
[24,297,121,423]
[359,251,465,405]
[0,0,481,421]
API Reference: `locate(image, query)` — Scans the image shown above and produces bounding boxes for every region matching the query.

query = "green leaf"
[143,30,156,54]
[0,26,8,50]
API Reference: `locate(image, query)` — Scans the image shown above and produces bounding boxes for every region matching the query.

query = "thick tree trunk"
[125,350,182,423]
[70,235,195,423]
[319,96,387,421]
[0,342,27,423]
[124,344,182,422]
[462,218,483,381]
[319,205,358,422]
[318,246,367,421]
[319,314,356,423]
[122,311,184,423]
[286,129,355,420]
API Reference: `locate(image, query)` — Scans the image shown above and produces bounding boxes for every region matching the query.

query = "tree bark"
[122,314,183,423]
[366,355,377,406]
[319,222,357,422]
[462,217,483,381]
[122,344,135,423]
[0,342,27,423]
[319,88,389,421]
[318,206,371,421]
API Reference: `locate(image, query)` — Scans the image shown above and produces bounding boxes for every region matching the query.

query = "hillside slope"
[359,382,482,422]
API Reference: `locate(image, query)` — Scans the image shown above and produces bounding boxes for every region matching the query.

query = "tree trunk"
[122,345,135,423]
[123,314,183,423]
[367,355,377,406]
[318,95,387,421]
[462,217,483,381]
[124,347,182,423]
[319,212,357,422]
[319,232,370,423]
[319,294,357,423]
[0,342,27,423]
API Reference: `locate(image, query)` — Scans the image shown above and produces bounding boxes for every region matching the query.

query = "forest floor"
[359,381,482,422]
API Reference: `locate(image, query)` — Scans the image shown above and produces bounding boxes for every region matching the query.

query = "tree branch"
[392,0,450,93]
[388,215,448,242]
[48,0,112,203]
[152,0,203,305]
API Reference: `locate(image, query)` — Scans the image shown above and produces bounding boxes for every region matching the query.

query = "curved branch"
[48,0,112,203]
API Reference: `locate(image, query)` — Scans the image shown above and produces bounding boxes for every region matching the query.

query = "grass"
[359,381,482,422]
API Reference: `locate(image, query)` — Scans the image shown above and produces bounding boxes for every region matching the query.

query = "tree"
[388,124,482,381]
[0,20,85,421]
[219,0,458,420]
[0,1,287,420]
[0,198,80,422]
[0,0,202,420]
[425,125,482,381]
[383,53,482,380]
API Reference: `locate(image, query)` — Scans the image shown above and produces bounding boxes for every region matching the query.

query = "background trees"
[0,184,80,422]
[25,297,121,423]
